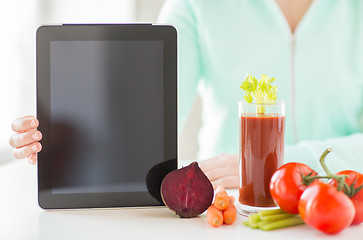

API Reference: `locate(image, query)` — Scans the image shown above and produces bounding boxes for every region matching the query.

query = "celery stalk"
[240,74,278,114]
[248,214,261,228]
[259,217,304,231]
[257,221,272,229]
[242,209,304,231]
[258,208,286,218]
[260,213,295,222]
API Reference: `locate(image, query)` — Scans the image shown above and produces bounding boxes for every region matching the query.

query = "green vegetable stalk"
[240,74,278,114]
[243,208,304,231]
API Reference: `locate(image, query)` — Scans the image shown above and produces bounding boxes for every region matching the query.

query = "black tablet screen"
[50,40,164,194]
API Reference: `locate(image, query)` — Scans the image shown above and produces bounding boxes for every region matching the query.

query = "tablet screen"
[50,40,164,194]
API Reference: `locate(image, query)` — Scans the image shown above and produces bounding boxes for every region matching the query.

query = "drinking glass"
[238,101,285,216]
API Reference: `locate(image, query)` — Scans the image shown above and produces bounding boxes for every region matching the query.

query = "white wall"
[0,0,38,164]
[38,0,136,24]
[0,0,200,165]
[0,0,136,164]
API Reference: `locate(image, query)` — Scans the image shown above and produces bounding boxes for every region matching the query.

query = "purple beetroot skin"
[161,162,214,218]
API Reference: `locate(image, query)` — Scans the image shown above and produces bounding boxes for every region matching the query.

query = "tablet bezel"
[36,24,177,209]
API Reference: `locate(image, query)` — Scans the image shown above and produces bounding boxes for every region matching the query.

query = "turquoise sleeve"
[158,0,202,133]
[285,133,363,174]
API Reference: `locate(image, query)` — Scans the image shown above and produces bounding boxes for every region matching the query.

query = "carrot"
[214,187,230,211]
[207,204,223,227]
[223,197,237,225]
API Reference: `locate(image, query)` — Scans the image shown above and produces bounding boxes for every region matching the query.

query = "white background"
[0,0,201,164]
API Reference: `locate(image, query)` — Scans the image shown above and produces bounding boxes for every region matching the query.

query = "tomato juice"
[239,114,285,207]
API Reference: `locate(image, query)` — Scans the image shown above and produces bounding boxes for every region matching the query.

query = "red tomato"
[298,182,355,234]
[269,162,318,214]
[329,170,363,225]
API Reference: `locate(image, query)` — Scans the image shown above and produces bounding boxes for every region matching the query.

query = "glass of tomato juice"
[238,101,285,216]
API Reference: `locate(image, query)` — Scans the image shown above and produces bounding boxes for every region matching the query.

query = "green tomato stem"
[319,148,333,176]
[301,148,352,194]
[318,148,351,193]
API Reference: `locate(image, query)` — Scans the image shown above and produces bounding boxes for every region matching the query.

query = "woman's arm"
[285,133,363,174]
[158,0,202,132]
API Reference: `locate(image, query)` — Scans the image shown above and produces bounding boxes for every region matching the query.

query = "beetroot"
[161,162,214,218]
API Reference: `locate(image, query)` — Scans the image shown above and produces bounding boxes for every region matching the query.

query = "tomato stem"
[318,148,351,193]
[301,148,352,194]
[319,148,333,176]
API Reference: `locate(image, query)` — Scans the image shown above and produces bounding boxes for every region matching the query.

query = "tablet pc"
[37,24,177,209]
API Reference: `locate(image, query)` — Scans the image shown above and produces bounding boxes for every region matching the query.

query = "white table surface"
[0,160,362,240]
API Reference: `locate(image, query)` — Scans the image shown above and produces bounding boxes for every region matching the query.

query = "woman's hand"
[9,116,42,164]
[199,154,239,189]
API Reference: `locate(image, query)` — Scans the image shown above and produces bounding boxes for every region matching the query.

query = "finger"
[9,130,42,148]
[20,115,36,119]
[199,157,228,172]
[13,142,42,159]
[27,153,37,165]
[211,176,239,189]
[204,165,239,184]
[204,167,231,182]
[11,116,39,132]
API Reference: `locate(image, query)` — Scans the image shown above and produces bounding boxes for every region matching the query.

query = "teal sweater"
[158,0,363,173]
